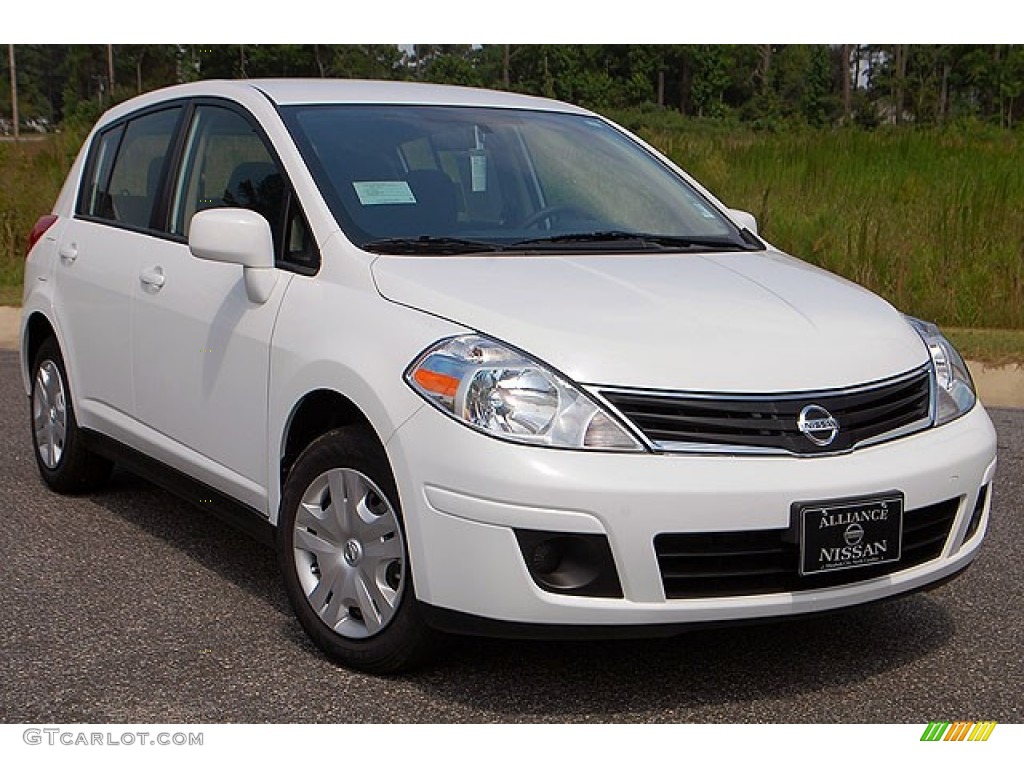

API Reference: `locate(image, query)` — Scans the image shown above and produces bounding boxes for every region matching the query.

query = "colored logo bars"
[921,721,997,741]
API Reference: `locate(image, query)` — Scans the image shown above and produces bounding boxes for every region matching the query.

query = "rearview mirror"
[189,208,278,303]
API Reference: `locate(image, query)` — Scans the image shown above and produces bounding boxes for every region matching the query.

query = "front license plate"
[798,494,903,576]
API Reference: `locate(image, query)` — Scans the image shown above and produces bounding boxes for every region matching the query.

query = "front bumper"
[386,402,997,629]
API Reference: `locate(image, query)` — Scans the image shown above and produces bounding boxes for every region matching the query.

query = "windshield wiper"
[361,236,506,255]
[510,230,757,251]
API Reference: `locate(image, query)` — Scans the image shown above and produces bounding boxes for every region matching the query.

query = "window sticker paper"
[470,151,488,192]
[353,181,417,206]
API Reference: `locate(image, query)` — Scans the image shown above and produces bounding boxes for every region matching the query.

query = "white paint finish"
[189,208,275,269]
[17,214,64,390]
[728,208,759,234]
[390,401,996,617]
[242,78,588,111]
[82,398,266,506]
[131,237,290,511]
[50,221,139,428]
[265,237,466,523]
[89,79,588,121]
[372,249,929,392]
[423,484,607,534]
[410,503,986,624]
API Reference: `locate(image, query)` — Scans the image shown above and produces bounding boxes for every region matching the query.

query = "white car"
[21,80,997,673]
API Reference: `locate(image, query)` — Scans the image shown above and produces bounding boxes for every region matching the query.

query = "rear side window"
[79,107,182,230]
[80,125,124,220]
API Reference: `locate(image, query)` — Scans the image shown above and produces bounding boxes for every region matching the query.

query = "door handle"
[58,244,78,263]
[139,266,166,290]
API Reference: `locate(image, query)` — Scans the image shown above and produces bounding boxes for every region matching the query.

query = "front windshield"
[282,104,759,254]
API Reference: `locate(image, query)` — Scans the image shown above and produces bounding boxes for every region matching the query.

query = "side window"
[78,125,124,219]
[102,107,182,229]
[171,105,286,253]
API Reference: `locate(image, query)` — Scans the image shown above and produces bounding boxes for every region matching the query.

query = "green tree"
[689,45,732,118]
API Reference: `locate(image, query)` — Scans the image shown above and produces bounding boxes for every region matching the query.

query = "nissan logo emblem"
[797,404,840,447]
[844,523,865,546]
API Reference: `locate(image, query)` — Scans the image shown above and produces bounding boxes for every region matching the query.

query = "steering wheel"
[520,205,589,230]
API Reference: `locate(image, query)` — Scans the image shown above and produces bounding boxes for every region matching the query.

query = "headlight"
[906,316,976,425]
[405,335,645,451]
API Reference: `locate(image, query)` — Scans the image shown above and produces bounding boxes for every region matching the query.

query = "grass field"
[945,327,1024,366]
[3,115,1023,333]
[614,113,1024,331]
[0,133,81,286]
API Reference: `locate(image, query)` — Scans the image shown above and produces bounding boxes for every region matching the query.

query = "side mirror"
[728,208,758,236]
[189,208,278,304]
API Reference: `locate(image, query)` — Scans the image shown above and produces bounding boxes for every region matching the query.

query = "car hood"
[371,250,930,392]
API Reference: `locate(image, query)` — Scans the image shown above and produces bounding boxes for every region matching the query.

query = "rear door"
[53,106,183,438]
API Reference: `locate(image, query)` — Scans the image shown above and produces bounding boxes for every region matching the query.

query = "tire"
[277,425,437,674]
[30,336,113,493]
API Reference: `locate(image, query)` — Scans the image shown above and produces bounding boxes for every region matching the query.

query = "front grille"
[601,365,931,455]
[655,497,959,598]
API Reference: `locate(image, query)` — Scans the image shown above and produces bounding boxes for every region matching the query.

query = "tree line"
[4,44,1024,132]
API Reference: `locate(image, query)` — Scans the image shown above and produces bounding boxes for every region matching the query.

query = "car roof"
[249,79,589,112]
[99,79,590,124]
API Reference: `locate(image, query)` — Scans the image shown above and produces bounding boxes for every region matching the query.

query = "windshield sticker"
[353,181,417,206]
[692,201,718,219]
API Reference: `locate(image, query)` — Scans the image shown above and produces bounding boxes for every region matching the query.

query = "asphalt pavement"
[0,349,1020,723]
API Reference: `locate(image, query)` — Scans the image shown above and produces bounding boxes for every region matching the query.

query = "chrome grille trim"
[591,364,934,457]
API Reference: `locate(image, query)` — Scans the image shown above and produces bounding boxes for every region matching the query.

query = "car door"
[53,106,182,437]
[130,102,297,512]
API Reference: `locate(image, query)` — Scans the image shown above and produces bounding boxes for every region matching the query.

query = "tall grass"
[615,112,1024,329]
[0,132,83,287]
[3,117,1024,329]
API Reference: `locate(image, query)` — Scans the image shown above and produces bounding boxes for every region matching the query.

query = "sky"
[5,0,1023,43]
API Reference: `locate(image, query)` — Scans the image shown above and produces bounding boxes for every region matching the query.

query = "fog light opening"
[515,530,623,598]
[963,484,990,545]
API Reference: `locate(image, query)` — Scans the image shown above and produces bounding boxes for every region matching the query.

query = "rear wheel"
[30,337,113,493]
[277,426,436,673]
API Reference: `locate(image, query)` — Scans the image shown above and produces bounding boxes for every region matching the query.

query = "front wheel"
[277,426,436,673]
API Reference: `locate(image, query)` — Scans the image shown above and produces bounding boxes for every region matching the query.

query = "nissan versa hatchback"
[21,80,997,673]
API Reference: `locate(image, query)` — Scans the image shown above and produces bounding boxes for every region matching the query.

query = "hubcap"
[32,360,67,469]
[292,468,405,639]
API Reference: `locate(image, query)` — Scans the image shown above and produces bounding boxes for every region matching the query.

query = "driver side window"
[170,105,286,253]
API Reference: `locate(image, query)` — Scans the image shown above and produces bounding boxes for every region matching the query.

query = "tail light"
[26,214,59,257]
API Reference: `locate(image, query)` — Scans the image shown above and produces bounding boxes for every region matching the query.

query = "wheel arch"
[279,388,379,495]
[22,311,59,392]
